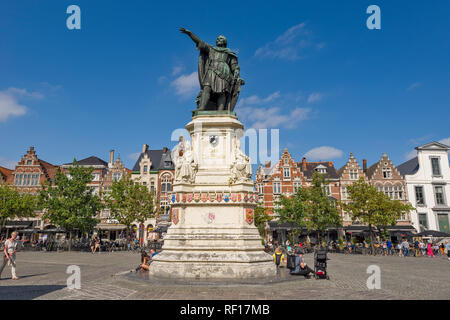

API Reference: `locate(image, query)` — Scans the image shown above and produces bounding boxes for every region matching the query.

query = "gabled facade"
[365,152,411,225]
[131,144,174,243]
[11,146,60,194]
[398,142,450,233]
[255,149,307,215]
[338,153,368,226]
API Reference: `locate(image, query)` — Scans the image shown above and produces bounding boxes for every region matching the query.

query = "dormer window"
[315,165,327,174]
[143,165,148,174]
[431,157,441,176]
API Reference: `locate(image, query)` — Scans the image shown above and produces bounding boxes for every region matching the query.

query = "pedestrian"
[272,246,285,268]
[290,249,314,278]
[427,242,434,257]
[401,239,410,257]
[386,239,392,256]
[0,231,20,280]
[414,239,420,257]
[439,243,445,256]
[420,240,426,257]
[445,241,450,260]
[90,236,96,253]
[397,242,403,257]
[382,241,387,256]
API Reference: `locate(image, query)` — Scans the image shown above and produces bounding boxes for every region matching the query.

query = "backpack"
[275,252,282,265]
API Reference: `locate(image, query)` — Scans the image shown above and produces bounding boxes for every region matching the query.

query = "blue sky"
[1,0,449,171]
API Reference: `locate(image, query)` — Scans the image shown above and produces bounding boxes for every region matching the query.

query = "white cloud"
[172,65,184,76]
[0,157,16,169]
[307,92,323,103]
[304,146,343,160]
[128,153,141,161]
[407,82,421,91]
[254,22,322,61]
[237,106,310,129]
[0,91,27,122]
[405,149,417,160]
[439,137,450,146]
[170,72,199,97]
[238,91,280,107]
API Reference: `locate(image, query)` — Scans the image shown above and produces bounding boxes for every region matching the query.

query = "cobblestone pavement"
[0,251,448,300]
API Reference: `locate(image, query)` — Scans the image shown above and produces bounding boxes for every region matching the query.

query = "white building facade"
[398,142,450,233]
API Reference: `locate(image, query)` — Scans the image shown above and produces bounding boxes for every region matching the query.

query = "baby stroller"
[314,248,329,280]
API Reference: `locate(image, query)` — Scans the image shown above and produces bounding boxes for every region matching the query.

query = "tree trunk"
[69,231,73,252]
[369,224,375,255]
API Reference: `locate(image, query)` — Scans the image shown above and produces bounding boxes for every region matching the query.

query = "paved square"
[0,251,448,300]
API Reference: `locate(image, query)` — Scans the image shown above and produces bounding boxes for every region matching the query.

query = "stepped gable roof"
[397,157,419,176]
[297,161,339,180]
[64,156,108,167]
[132,148,174,172]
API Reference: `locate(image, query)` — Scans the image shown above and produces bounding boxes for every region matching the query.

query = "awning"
[415,230,449,237]
[4,221,32,229]
[37,228,66,233]
[96,224,127,231]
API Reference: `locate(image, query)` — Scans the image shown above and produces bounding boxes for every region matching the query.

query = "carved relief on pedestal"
[172,136,198,184]
[230,135,252,183]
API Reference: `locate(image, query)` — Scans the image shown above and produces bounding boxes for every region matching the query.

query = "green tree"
[303,172,341,243]
[105,175,155,231]
[254,206,272,239]
[39,160,102,251]
[0,184,37,235]
[276,172,341,244]
[341,178,415,255]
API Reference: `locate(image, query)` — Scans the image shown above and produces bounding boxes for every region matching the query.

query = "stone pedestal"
[149,113,276,280]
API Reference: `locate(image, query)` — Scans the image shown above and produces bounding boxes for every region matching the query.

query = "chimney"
[265,161,271,168]
[328,161,333,167]
[302,157,307,171]
[109,150,114,166]
[363,159,367,172]
[142,144,148,153]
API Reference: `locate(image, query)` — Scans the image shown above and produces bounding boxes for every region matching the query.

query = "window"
[31,174,39,186]
[150,181,155,193]
[26,160,32,165]
[431,157,441,176]
[283,158,289,165]
[418,213,428,232]
[393,186,403,200]
[322,184,331,196]
[341,186,348,200]
[258,183,264,194]
[283,168,290,178]
[382,168,391,178]
[161,174,172,193]
[383,186,393,199]
[434,186,445,205]
[92,173,100,181]
[273,182,281,194]
[143,165,148,174]
[349,169,358,180]
[294,182,302,194]
[415,186,425,205]
[113,173,122,182]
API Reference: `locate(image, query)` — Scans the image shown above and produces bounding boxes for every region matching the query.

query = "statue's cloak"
[198,46,237,90]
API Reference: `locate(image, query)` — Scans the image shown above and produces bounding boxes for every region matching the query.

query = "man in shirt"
[290,250,314,278]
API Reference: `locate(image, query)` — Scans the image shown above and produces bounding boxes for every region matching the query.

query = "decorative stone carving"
[172,136,198,183]
[230,136,252,183]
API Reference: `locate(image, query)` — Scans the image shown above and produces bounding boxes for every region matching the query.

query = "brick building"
[3,146,61,237]
[338,153,369,226]
[131,144,174,243]
[0,166,13,184]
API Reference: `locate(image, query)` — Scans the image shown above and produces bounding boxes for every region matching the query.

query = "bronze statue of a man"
[180,28,244,111]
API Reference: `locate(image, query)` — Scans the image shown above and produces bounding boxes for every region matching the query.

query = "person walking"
[427,242,434,257]
[0,231,19,280]
[414,240,420,257]
[386,239,392,256]
[420,240,426,257]
[445,241,450,260]
[397,242,403,257]
[401,239,410,257]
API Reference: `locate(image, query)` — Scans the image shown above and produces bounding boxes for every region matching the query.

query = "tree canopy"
[105,175,156,228]
[0,184,37,235]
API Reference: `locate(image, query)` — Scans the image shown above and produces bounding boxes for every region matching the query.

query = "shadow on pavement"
[0,285,65,300]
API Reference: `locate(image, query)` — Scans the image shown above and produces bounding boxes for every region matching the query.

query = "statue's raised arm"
[180,28,204,47]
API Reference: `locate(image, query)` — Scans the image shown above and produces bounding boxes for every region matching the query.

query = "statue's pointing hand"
[180,27,190,35]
